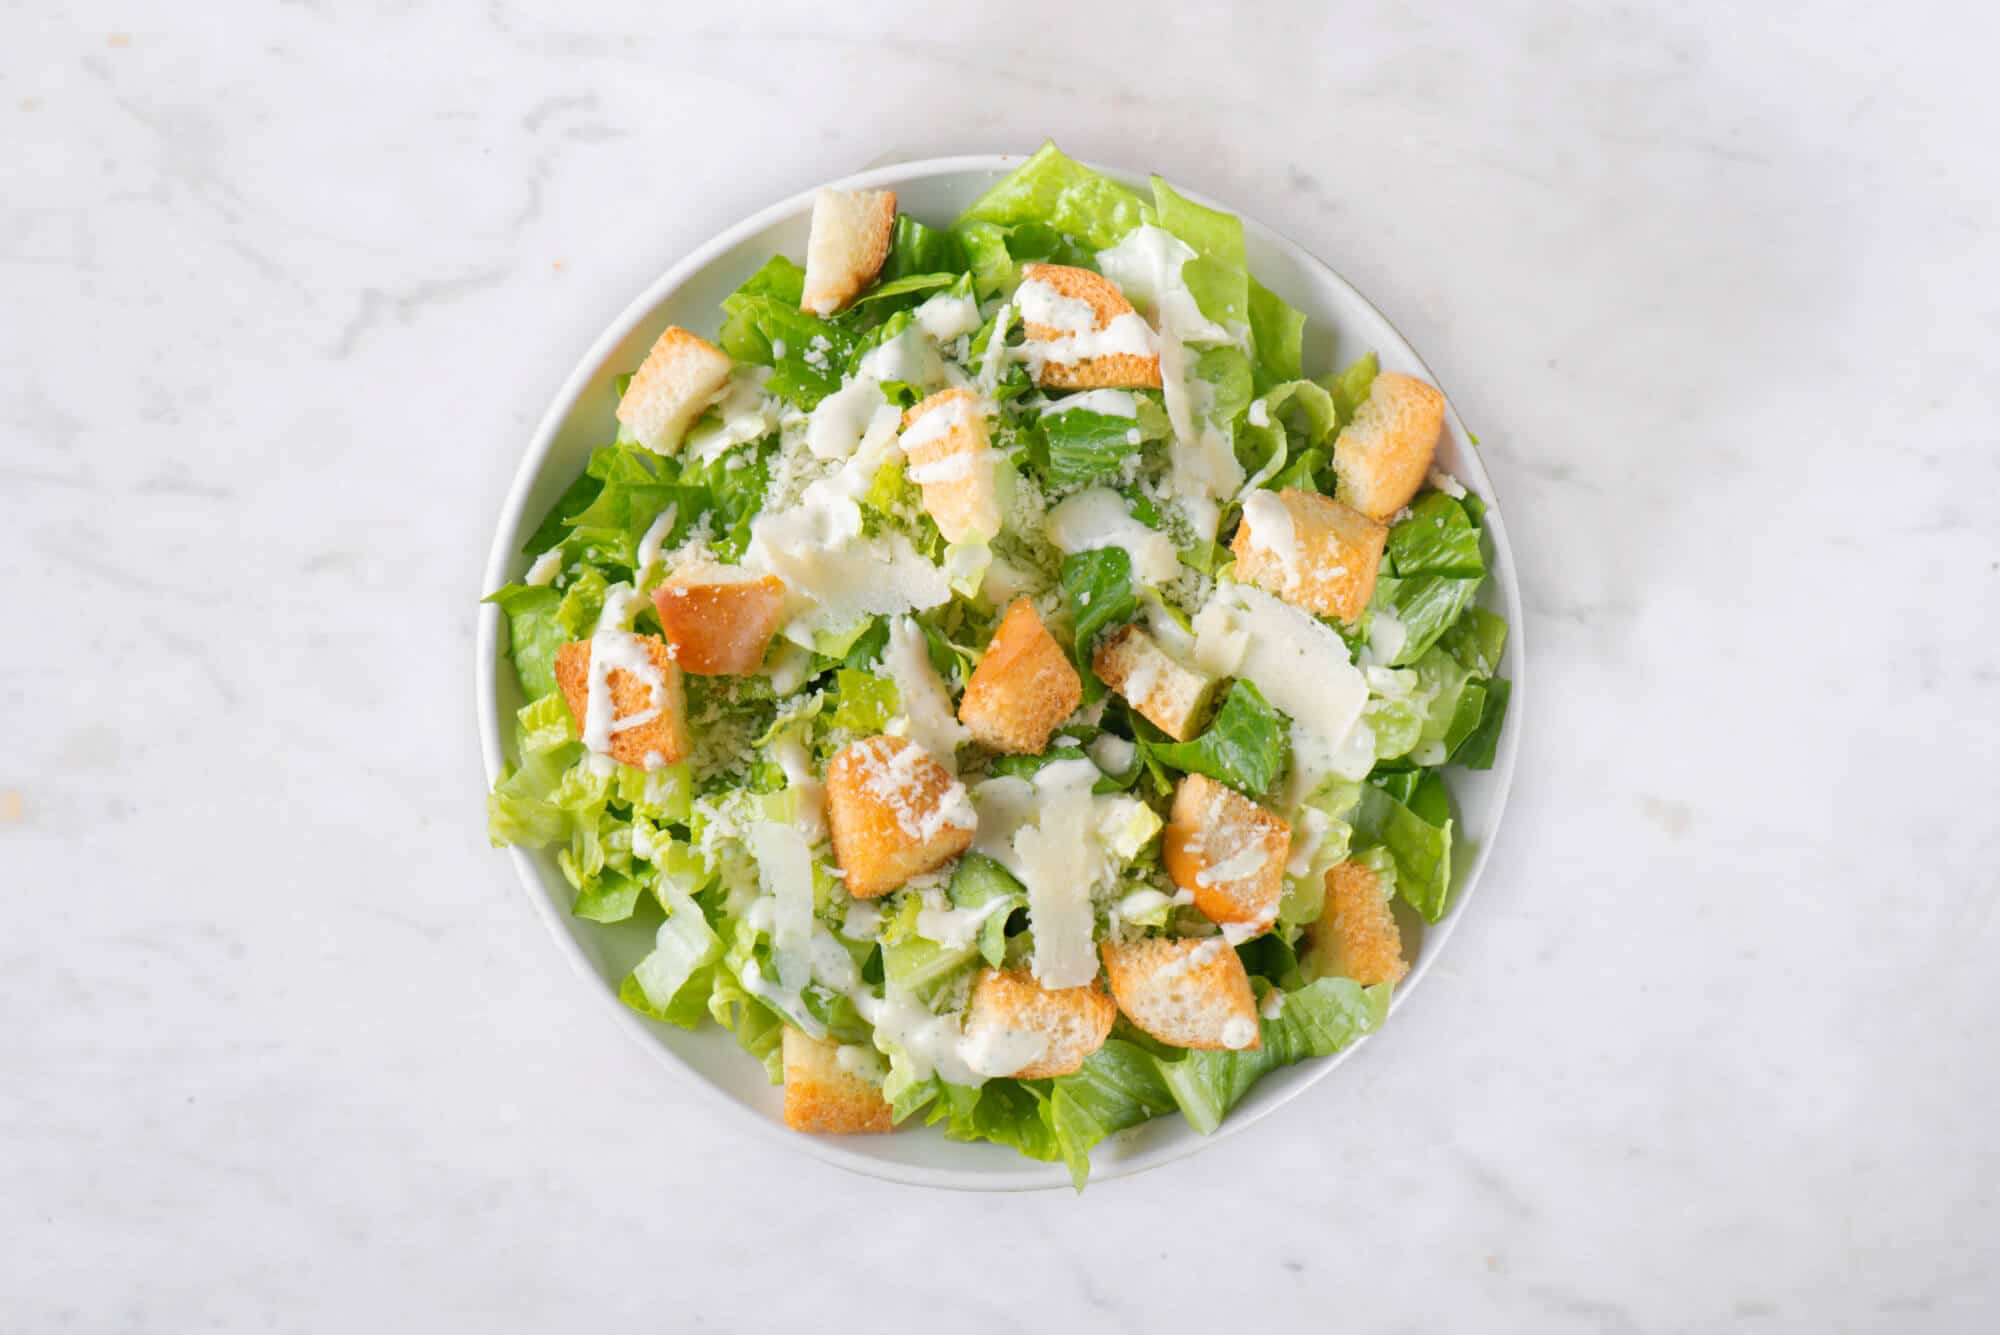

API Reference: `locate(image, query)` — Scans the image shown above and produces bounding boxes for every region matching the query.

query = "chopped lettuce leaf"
[1143,678,1288,798]
[956,142,1153,250]
[1247,277,1305,389]
[485,585,567,700]
[1387,493,1485,579]
[1060,547,1139,669]
[1355,773,1454,922]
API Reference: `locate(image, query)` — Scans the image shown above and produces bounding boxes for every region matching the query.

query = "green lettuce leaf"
[1150,177,1248,334]
[882,214,968,281]
[1450,677,1511,770]
[1060,547,1139,668]
[956,142,1152,250]
[1040,394,1170,488]
[1354,773,1454,922]
[1324,351,1379,427]
[1247,276,1305,389]
[485,585,567,700]
[1438,605,1509,679]
[1387,493,1485,579]
[1145,678,1288,798]
[619,883,723,1028]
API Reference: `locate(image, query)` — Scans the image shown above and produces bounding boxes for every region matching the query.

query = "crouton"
[956,598,1082,754]
[651,567,787,675]
[1092,625,1217,741]
[781,1027,894,1134]
[615,326,733,455]
[901,388,1002,544]
[962,968,1117,1079]
[1018,262,1162,391]
[1302,861,1409,987]
[1332,372,1446,521]
[1100,937,1261,1051]
[1162,774,1290,930]
[552,636,688,768]
[801,188,896,316]
[825,735,977,898]
[1230,488,1387,624]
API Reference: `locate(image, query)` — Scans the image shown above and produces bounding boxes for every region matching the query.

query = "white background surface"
[5,3,1996,1330]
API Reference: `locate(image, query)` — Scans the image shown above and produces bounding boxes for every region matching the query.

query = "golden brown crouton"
[781,1027,894,1134]
[616,326,733,455]
[824,735,976,898]
[553,636,689,768]
[1302,861,1409,987]
[1332,372,1446,521]
[962,968,1117,1079]
[956,598,1083,754]
[1162,774,1290,930]
[1018,262,1162,391]
[1230,487,1388,624]
[801,188,896,316]
[651,568,787,675]
[1100,937,1261,1052]
[901,388,1002,544]
[1092,625,1217,741]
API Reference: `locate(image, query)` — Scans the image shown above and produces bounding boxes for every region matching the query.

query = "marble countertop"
[6,3,1996,1329]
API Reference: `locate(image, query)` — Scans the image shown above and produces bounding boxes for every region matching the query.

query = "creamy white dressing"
[683,370,778,464]
[1044,487,1182,586]
[914,289,983,342]
[1239,489,1303,593]
[523,547,565,586]
[1361,605,1409,668]
[898,393,975,452]
[1021,312,1156,376]
[806,376,901,462]
[768,731,827,842]
[976,299,1015,396]
[580,585,668,761]
[746,820,816,994]
[1195,842,1274,888]
[1193,581,1368,792]
[1094,225,1243,505]
[914,892,1014,950]
[634,503,679,573]
[1037,388,1139,418]
[882,616,969,771]
[1088,733,1136,775]
[854,985,982,1087]
[1013,278,1098,334]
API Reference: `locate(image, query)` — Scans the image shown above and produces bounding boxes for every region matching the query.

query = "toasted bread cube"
[1230,488,1387,624]
[1100,937,1260,1051]
[801,188,896,316]
[1332,372,1446,521]
[1302,861,1409,987]
[616,326,732,455]
[1018,262,1162,391]
[962,968,1117,1079]
[552,636,688,768]
[901,389,1002,544]
[825,735,976,898]
[957,598,1082,754]
[652,567,787,675]
[1162,774,1290,930]
[781,1027,894,1134]
[1092,625,1217,741]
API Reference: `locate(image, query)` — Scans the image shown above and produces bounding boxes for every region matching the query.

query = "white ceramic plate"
[477,154,1525,1191]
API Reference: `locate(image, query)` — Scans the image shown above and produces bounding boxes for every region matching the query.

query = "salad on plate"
[485,144,1510,1185]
